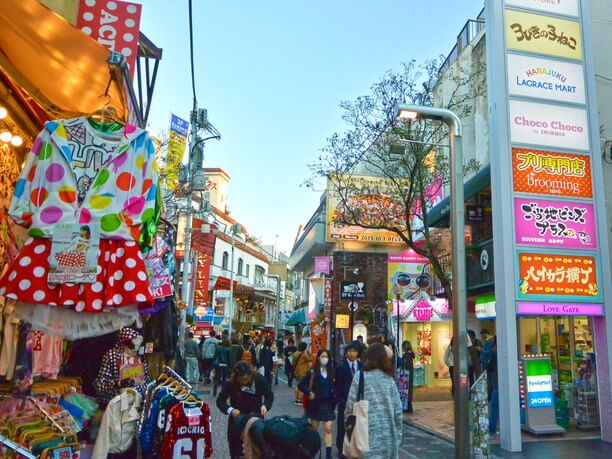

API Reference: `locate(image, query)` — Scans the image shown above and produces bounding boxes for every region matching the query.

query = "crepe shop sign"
[517,252,601,301]
[514,198,597,249]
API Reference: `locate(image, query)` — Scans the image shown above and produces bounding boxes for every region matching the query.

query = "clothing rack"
[28,396,65,434]
[0,433,36,459]
[161,365,192,391]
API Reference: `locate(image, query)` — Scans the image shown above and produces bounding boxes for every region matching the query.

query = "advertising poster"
[416,328,432,365]
[48,223,100,284]
[387,249,430,300]
[505,9,582,61]
[506,54,586,104]
[166,114,189,190]
[505,0,580,17]
[326,175,405,244]
[509,100,589,151]
[512,147,593,198]
[517,251,602,302]
[514,197,597,249]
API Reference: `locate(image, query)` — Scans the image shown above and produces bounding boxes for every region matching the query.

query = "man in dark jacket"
[334,342,362,458]
[259,338,275,386]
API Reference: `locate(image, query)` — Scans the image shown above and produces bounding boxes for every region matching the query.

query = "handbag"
[302,372,315,410]
[343,370,369,458]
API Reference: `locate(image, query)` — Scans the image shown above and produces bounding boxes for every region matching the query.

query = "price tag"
[52,446,76,459]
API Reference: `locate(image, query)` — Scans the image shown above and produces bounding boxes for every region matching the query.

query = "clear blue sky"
[140,1,484,256]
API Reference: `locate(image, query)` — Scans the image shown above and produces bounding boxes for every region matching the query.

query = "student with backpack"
[201,330,219,384]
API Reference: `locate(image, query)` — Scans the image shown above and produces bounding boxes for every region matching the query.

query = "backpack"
[263,415,309,452]
[202,338,218,359]
[240,346,253,364]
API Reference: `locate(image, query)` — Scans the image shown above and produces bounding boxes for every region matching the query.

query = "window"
[237,258,244,276]
[246,264,250,277]
[222,251,229,270]
[254,265,266,285]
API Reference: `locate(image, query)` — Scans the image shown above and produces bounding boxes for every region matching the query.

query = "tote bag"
[343,370,369,458]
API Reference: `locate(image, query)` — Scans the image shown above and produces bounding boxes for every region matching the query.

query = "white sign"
[509,99,589,151]
[507,54,585,104]
[505,0,579,17]
[475,300,496,319]
[526,375,553,393]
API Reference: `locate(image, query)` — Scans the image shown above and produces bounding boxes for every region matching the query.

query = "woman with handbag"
[344,343,402,459]
[299,349,336,459]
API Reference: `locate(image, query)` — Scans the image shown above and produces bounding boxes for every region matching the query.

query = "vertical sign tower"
[486,0,612,451]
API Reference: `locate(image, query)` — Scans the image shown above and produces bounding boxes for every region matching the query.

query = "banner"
[314,256,330,276]
[514,197,597,249]
[192,220,217,307]
[77,0,142,78]
[166,114,189,190]
[387,249,430,300]
[517,251,602,302]
[512,148,593,198]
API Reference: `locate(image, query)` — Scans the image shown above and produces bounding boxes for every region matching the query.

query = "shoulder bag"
[343,370,369,458]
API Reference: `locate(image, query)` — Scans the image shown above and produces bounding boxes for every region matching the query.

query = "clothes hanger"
[88,73,124,133]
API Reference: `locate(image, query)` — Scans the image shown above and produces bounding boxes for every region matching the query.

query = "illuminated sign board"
[524,357,554,408]
[505,0,580,17]
[475,294,496,319]
[517,302,604,316]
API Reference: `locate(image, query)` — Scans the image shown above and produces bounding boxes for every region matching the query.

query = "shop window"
[222,251,229,270]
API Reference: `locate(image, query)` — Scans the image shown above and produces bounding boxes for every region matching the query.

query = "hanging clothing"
[92,389,142,459]
[160,402,213,459]
[30,331,63,379]
[0,300,19,379]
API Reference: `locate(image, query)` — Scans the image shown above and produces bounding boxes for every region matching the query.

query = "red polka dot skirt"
[0,238,153,313]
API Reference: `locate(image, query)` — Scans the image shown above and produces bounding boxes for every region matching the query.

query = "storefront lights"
[0,131,12,143]
[0,107,7,120]
[10,135,23,147]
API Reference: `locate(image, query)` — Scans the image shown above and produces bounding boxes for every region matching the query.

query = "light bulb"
[10,135,23,147]
[0,131,12,143]
[0,107,7,119]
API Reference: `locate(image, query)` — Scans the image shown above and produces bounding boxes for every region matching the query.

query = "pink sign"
[518,302,604,317]
[514,197,597,249]
[314,256,330,275]
[388,249,429,264]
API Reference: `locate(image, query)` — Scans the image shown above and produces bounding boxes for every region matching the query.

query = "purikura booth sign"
[392,291,450,322]
[514,197,597,249]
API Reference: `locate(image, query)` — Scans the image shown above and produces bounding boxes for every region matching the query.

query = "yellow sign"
[335,314,350,329]
[505,9,582,61]
[326,174,406,245]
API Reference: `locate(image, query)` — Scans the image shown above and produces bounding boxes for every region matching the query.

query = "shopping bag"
[343,370,369,458]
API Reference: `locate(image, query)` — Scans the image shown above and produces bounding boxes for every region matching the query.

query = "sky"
[140,0,484,256]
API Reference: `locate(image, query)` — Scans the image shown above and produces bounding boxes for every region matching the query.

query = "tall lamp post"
[395,104,468,459]
[392,284,403,372]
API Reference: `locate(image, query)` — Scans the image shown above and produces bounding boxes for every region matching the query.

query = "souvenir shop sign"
[509,100,589,151]
[326,174,405,244]
[506,0,580,17]
[506,53,586,104]
[514,197,597,249]
[76,0,142,78]
[517,302,604,316]
[512,148,593,198]
[48,223,100,284]
[517,251,602,302]
[505,9,583,60]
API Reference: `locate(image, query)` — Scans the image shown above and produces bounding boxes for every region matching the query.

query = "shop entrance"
[518,316,600,432]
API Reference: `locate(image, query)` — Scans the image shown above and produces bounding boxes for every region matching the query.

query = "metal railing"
[438,8,486,76]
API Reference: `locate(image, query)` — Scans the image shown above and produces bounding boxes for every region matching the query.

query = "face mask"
[319,357,329,366]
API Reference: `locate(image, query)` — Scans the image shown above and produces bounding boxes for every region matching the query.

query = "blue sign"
[170,114,189,137]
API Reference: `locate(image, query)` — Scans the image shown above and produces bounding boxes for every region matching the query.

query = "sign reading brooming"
[505,9,582,60]
[512,148,593,198]
[509,100,589,151]
[507,54,585,104]
[514,197,597,249]
[517,251,601,302]
[505,0,580,17]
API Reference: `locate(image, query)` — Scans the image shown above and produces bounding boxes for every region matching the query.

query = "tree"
[307,59,483,303]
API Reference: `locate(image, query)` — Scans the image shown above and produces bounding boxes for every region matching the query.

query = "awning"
[0,0,132,124]
[427,165,491,227]
[285,307,308,326]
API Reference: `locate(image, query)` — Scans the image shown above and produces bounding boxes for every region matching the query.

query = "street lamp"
[392,284,403,373]
[395,104,468,459]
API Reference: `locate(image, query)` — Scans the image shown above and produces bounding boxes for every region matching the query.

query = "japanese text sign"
[517,251,601,302]
[514,197,597,249]
[512,148,593,198]
[505,9,582,60]
[77,0,142,79]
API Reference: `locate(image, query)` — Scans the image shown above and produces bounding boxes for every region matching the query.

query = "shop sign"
[505,0,580,17]
[335,314,350,329]
[512,148,593,198]
[505,9,582,61]
[475,295,496,319]
[340,281,367,300]
[193,252,212,306]
[388,249,430,299]
[76,0,142,78]
[514,197,597,249]
[524,357,554,408]
[399,291,451,322]
[517,302,604,316]
[314,256,331,276]
[517,251,602,301]
[509,100,589,151]
[506,54,585,104]
[326,174,405,244]
[324,279,333,320]
[466,205,485,223]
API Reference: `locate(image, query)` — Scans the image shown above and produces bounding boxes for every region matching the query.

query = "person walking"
[228,335,244,372]
[355,335,367,361]
[292,342,311,405]
[216,361,274,459]
[299,349,336,459]
[270,340,280,385]
[200,330,219,384]
[400,340,416,413]
[488,337,499,437]
[345,343,403,459]
[444,337,455,396]
[240,336,257,366]
[480,328,495,371]
[335,342,362,459]
[213,336,231,396]
[184,331,200,384]
[468,330,483,387]
[259,337,275,387]
[283,337,297,387]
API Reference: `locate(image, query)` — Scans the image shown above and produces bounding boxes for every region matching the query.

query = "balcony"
[438,8,485,76]
[289,199,328,272]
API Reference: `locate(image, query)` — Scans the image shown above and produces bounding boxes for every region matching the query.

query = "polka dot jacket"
[10,117,159,241]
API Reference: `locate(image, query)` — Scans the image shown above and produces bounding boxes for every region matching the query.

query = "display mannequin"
[95,327,150,406]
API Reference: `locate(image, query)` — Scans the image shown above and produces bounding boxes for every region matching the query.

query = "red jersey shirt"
[161,401,213,458]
